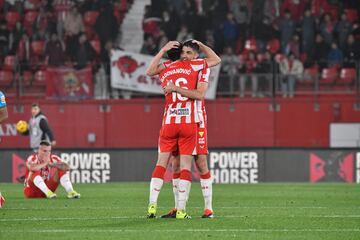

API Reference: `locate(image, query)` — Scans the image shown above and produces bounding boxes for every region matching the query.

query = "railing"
[1,60,360,103]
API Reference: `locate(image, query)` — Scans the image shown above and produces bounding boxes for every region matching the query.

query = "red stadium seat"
[5,11,21,30]
[83,11,99,26]
[304,67,318,79]
[266,39,280,54]
[244,38,257,52]
[90,40,101,55]
[345,9,358,23]
[0,70,13,86]
[320,67,338,84]
[31,41,45,56]
[339,68,356,84]
[4,55,16,71]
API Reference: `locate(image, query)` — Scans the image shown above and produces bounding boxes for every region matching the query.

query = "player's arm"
[146,41,180,76]
[192,40,221,67]
[26,159,49,172]
[0,107,8,123]
[49,162,70,171]
[164,81,208,100]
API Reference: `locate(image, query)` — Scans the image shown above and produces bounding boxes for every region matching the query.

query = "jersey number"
[170,78,189,102]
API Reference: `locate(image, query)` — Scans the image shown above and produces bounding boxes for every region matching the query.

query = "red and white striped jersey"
[24,154,62,182]
[197,67,210,128]
[160,59,207,125]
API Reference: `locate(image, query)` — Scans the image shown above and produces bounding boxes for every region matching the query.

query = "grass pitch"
[0,183,359,240]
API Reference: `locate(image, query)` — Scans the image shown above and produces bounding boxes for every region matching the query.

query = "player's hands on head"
[163,41,180,52]
[191,40,203,47]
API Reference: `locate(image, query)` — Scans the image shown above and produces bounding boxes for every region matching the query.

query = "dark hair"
[182,39,200,53]
[31,103,39,108]
[167,43,182,61]
[39,141,51,147]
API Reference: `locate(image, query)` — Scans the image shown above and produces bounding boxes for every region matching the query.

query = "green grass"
[0,183,359,240]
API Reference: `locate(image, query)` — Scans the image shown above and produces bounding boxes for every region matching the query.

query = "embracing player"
[146,40,220,219]
[162,40,216,218]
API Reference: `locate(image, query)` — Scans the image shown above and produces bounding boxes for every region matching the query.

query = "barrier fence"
[1,148,359,184]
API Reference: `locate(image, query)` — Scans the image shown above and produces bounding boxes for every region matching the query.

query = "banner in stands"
[0,148,359,183]
[46,66,93,99]
[110,50,220,99]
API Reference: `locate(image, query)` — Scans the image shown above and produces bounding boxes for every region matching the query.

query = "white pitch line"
[1,215,360,222]
[1,229,360,233]
[4,206,334,210]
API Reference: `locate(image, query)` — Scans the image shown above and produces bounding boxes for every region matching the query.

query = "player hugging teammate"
[146,40,221,219]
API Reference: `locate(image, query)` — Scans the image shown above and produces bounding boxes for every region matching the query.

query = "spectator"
[320,13,335,45]
[94,4,119,49]
[264,0,280,23]
[281,0,306,22]
[140,36,157,55]
[219,46,240,93]
[285,34,300,58]
[312,33,330,68]
[239,51,258,97]
[9,22,25,54]
[161,9,180,40]
[64,6,84,57]
[33,7,49,37]
[327,41,343,67]
[301,8,316,57]
[335,12,352,50]
[279,52,304,98]
[44,32,66,66]
[17,33,31,70]
[0,21,10,60]
[254,51,273,97]
[254,17,277,52]
[73,33,96,70]
[278,10,296,53]
[344,34,360,67]
[222,12,238,48]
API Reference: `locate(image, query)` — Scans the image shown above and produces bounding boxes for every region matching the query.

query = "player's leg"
[176,154,193,219]
[148,125,178,217]
[24,172,56,198]
[0,192,5,208]
[195,155,214,218]
[176,123,197,219]
[196,125,214,218]
[47,168,80,199]
[161,154,180,218]
[148,152,171,218]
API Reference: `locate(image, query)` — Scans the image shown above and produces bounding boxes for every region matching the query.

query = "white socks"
[200,178,213,211]
[149,178,163,204]
[177,179,191,210]
[60,173,74,193]
[33,175,51,194]
[172,178,179,209]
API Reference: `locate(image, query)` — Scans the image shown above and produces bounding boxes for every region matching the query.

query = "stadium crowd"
[0,0,359,98]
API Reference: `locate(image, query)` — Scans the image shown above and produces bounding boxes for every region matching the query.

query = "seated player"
[24,141,80,199]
